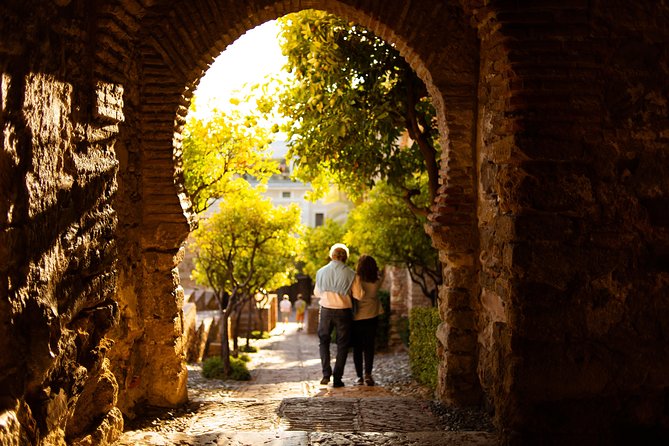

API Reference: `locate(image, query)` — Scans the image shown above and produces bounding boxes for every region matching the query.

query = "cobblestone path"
[117,323,498,445]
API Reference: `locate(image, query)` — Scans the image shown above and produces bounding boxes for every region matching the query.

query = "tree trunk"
[255,296,267,337]
[232,306,243,356]
[219,308,231,375]
[256,306,265,337]
[245,299,252,349]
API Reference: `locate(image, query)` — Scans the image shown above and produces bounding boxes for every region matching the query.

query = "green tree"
[344,178,441,305]
[182,107,277,214]
[192,186,302,375]
[261,10,439,216]
[299,218,349,278]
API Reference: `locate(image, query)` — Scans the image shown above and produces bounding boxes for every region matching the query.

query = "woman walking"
[351,255,385,386]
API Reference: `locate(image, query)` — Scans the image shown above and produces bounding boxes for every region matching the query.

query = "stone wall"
[0,2,124,443]
[98,0,194,419]
[386,266,410,348]
[386,266,435,349]
[1,1,669,445]
[469,1,669,443]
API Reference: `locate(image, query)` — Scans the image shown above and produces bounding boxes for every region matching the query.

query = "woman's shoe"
[364,374,375,386]
[355,377,364,386]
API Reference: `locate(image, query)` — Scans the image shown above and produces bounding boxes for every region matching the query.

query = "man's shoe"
[320,377,330,385]
[355,377,364,386]
[333,379,345,388]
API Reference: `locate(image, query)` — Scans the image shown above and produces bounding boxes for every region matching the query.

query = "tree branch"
[403,73,439,205]
[400,187,430,217]
[189,172,226,213]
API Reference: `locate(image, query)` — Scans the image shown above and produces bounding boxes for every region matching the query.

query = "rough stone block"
[437,323,478,354]
[442,287,472,310]
[445,308,476,330]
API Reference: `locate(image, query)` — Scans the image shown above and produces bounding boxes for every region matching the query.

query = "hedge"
[408,306,440,390]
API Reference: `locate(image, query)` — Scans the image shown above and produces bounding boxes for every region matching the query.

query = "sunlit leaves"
[343,177,438,275]
[191,187,303,296]
[182,108,278,214]
[298,218,348,278]
[260,10,438,211]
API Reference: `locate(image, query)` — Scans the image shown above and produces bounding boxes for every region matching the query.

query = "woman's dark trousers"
[352,316,378,377]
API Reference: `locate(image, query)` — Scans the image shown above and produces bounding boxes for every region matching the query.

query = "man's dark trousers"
[318,307,353,381]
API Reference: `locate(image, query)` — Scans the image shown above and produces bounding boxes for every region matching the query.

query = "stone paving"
[117,322,498,445]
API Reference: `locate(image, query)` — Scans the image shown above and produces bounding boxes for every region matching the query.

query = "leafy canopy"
[298,218,348,278]
[344,177,441,304]
[260,10,439,215]
[182,107,277,214]
[191,186,302,297]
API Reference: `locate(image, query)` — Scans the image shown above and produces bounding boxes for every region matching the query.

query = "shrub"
[251,330,270,339]
[202,356,251,381]
[240,345,258,353]
[408,307,440,390]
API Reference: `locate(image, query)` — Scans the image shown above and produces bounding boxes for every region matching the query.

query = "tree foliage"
[344,178,441,305]
[192,186,301,297]
[266,10,439,216]
[191,186,302,373]
[298,218,349,278]
[182,108,277,214]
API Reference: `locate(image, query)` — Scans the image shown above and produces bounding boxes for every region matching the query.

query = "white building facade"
[258,140,351,228]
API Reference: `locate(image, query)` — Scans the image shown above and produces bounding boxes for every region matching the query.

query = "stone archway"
[108,1,669,443]
[3,1,669,445]
[105,0,484,422]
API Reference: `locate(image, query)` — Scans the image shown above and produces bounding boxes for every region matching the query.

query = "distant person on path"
[351,255,385,386]
[294,293,307,331]
[314,243,356,387]
[279,294,292,332]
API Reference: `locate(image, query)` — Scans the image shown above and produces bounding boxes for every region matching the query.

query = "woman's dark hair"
[356,255,379,283]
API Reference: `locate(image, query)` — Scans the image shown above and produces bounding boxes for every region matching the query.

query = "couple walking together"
[315,243,384,388]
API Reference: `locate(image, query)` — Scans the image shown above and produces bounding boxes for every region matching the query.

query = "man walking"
[294,294,307,331]
[314,243,356,387]
[279,294,292,333]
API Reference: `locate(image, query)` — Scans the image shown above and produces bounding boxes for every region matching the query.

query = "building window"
[282,191,291,199]
[315,213,324,227]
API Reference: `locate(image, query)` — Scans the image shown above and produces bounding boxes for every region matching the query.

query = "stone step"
[277,396,441,432]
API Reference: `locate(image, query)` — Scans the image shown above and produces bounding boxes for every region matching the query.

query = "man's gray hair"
[329,243,349,261]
